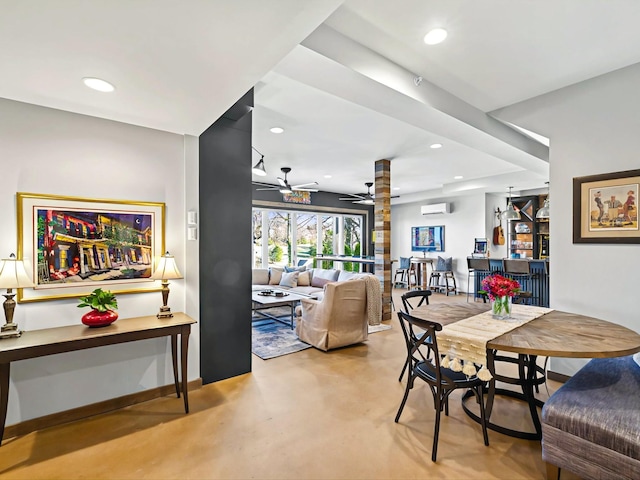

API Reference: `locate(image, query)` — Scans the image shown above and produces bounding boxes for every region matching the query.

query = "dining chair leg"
[432,396,443,462]
[395,376,413,423]
[398,358,408,382]
[476,384,490,446]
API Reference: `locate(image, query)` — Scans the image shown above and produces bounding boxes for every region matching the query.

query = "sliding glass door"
[252,208,364,269]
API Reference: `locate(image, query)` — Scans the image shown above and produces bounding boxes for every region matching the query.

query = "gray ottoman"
[541,355,640,480]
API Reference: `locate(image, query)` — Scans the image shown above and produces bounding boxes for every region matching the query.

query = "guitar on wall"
[493,212,505,246]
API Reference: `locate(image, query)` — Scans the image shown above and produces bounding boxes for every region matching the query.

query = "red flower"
[481,274,520,300]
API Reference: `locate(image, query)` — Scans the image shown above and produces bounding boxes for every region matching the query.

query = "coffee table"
[251,289,313,330]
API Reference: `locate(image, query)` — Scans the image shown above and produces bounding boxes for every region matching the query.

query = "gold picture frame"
[17,192,165,303]
[573,169,639,244]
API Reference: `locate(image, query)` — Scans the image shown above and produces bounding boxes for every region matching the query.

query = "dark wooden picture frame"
[573,169,640,244]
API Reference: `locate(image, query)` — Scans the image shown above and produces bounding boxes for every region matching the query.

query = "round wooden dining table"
[410,302,640,440]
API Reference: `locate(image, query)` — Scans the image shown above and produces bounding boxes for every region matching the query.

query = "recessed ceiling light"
[82,77,115,92]
[393,187,401,191]
[430,143,442,149]
[324,175,332,179]
[270,127,284,134]
[424,28,447,45]
[454,175,463,180]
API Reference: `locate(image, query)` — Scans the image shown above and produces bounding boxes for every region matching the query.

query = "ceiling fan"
[253,167,319,194]
[339,182,399,204]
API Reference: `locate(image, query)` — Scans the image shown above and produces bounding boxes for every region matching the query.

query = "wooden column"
[374,159,392,321]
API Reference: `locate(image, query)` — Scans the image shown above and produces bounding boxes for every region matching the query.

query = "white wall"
[391,194,487,294]
[0,98,197,425]
[494,62,640,375]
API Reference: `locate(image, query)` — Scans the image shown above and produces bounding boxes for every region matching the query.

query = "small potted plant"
[77,288,119,327]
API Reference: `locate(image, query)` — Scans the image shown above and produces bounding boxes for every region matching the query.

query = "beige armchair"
[296,279,368,351]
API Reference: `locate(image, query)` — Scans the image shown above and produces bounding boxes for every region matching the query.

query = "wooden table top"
[410,258,434,264]
[410,303,640,358]
[0,312,196,359]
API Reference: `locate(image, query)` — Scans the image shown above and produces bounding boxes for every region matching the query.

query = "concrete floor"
[0,290,580,480]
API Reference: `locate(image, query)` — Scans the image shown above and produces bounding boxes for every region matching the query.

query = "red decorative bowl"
[81,309,118,328]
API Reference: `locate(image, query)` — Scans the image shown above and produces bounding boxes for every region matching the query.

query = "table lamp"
[0,254,35,339]
[151,251,183,318]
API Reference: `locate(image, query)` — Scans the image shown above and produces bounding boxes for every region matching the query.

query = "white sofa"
[251,266,369,299]
[252,266,382,326]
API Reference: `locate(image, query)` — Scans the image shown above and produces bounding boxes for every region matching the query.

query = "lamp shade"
[151,252,183,280]
[502,202,521,221]
[0,254,35,289]
[252,157,267,176]
[536,198,550,219]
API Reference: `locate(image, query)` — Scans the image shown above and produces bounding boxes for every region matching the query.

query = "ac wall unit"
[421,203,450,215]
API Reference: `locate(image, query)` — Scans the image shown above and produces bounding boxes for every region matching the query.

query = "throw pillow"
[297,270,311,286]
[311,268,339,288]
[337,270,360,282]
[279,271,299,288]
[284,265,307,273]
[252,269,269,285]
[436,256,453,272]
[268,267,284,285]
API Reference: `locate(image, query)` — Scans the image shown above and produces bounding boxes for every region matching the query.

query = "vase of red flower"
[481,274,520,320]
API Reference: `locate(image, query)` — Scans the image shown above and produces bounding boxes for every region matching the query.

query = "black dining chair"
[395,311,489,462]
[397,290,433,381]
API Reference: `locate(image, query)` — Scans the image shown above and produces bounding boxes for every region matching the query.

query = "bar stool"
[467,257,490,302]
[429,257,457,296]
[502,259,536,305]
[393,257,413,288]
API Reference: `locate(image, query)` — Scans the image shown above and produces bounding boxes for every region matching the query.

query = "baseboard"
[547,370,570,384]
[4,378,203,440]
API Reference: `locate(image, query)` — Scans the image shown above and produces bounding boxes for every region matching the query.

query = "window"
[252,208,365,269]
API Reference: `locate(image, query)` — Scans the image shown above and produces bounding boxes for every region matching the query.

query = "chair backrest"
[468,257,490,271]
[401,289,432,311]
[503,259,531,275]
[399,256,411,269]
[318,279,368,331]
[396,311,446,383]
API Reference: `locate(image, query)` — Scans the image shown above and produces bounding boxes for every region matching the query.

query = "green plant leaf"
[77,288,118,311]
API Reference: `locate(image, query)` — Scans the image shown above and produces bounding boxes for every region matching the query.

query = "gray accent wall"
[199,90,253,384]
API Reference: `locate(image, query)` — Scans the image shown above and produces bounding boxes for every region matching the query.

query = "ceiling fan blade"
[255,187,278,191]
[294,187,319,192]
[291,181,319,189]
[252,181,276,187]
[277,177,287,188]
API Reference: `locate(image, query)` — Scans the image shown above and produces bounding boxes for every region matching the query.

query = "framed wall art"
[573,169,639,244]
[17,192,165,303]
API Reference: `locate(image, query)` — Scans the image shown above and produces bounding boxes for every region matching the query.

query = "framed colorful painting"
[17,192,165,303]
[573,169,639,243]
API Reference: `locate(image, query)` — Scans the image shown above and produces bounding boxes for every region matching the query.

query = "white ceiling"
[3,1,640,203]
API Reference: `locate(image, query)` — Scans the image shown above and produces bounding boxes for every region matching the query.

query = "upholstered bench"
[541,354,640,480]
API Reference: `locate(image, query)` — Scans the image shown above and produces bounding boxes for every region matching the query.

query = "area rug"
[252,319,312,360]
[251,309,392,360]
[368,323,392,333]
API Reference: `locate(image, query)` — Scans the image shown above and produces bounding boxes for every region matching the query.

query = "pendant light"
[536,182,550,219]
[502,186,521,221]
[251,146,267,176]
